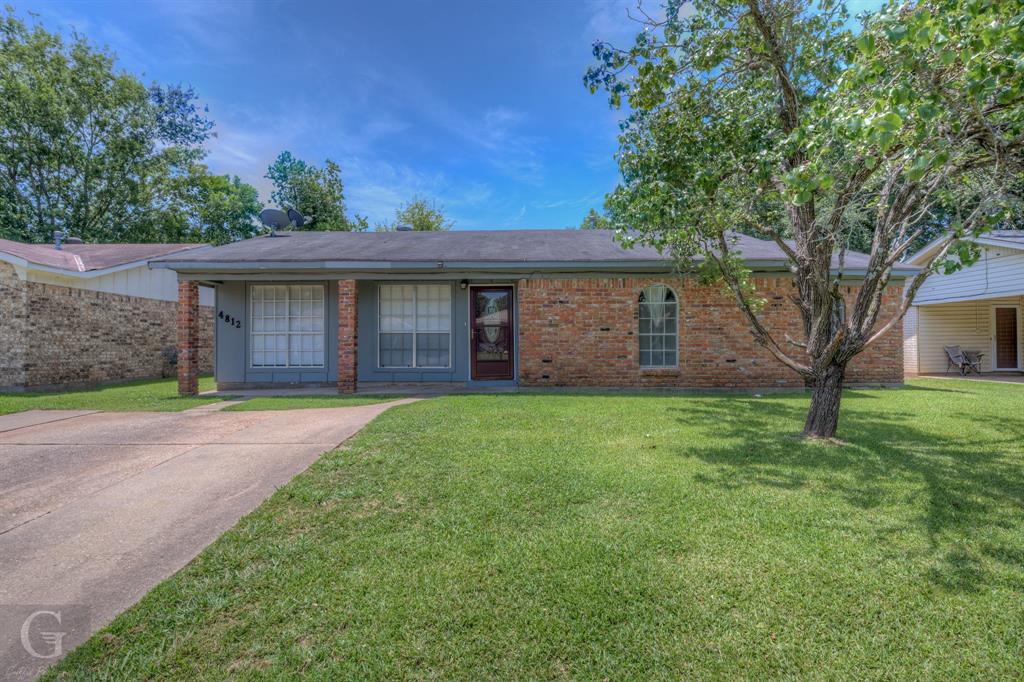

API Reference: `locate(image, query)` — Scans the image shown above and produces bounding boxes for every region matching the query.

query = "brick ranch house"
[0,239,214,391]
[151,229,911,396]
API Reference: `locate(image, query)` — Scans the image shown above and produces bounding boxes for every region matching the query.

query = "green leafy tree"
[0,9,217,243]
[579,207,613,229]
[152,164,262,245]
[376,196,454,231]
[587,0,1024,438]
[265,151,367,231]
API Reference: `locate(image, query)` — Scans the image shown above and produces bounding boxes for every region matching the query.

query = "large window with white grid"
[250,285,325,368]
[378,284,451,368]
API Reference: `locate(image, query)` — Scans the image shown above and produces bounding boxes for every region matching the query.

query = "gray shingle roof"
[151,229,910,275]
[0,239,206,272]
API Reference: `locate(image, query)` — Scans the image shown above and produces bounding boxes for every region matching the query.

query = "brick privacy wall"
[0,262,28,388]
[517,276,903,388]
[337,279,358,393]
[4,275,214,391]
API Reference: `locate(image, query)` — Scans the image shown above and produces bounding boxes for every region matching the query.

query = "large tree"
[0,10,223,243]
[149,163,262,245]
[265,151,367,231]
[587,0,1024,438]
[376,195,454,231]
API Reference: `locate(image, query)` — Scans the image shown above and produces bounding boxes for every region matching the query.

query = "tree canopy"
[375,196,454,232]
[579,207,613,229]
[265,151,367,231]
[587,0,1024,437]
[0,9,259,244]
[155,164,263,245]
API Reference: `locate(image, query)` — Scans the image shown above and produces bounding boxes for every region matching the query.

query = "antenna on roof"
[286,208,305,228]
[259,208,291,237]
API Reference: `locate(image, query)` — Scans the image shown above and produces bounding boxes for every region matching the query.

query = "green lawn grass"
[46,378,1024,679]
[0,376,220,415]
[224,395,399,411]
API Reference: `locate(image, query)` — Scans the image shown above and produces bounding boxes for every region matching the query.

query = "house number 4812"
[218,311,242,329]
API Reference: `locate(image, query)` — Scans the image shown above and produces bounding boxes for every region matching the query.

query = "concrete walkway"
[0,400,416,681]
[202,383,520,398]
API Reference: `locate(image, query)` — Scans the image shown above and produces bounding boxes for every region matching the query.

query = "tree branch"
[863,234,959,348]
[711,233,813,376]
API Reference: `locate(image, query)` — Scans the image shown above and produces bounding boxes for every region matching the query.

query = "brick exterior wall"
[337,279,358,393]
[517,276,903,389]
[0,261,213,392]
[0,262,28,388]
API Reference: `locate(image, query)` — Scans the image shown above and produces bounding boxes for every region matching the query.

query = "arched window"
[639,285,678,368]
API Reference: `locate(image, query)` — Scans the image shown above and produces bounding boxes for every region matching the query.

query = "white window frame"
[377,283,453,369]
[638,284,679,369]
[249,284,326,369]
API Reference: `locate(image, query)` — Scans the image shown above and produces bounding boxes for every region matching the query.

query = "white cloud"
[584,0,645,45]
[150,0,257,65]
[342,157,496,227]
[494,204,528,228]
[388,75,546,184]
[530,193,603,210]
[584,0,682,46]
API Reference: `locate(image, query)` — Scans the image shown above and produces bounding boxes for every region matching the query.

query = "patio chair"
[944,345,982,375]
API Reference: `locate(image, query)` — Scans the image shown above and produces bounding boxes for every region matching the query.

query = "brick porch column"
[337,280,358,393]
[177,280,200,396]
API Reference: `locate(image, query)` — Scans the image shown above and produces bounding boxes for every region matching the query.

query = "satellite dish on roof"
[259,208,291,237]
[287,208,305,228]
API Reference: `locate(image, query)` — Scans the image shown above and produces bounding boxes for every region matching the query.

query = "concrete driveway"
[0,400,415,680]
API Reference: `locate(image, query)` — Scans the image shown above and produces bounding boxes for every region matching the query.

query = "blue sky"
[20,0,883,230]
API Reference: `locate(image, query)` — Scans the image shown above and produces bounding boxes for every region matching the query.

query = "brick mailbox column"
[177,280,201,396]
[337,280,358,393]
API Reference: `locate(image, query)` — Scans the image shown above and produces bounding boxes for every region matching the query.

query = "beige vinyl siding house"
[904,231,1024,375]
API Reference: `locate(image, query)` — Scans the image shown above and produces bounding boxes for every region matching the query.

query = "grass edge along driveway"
[44,378,1024,679]
[0,377,398,415]
[0,377,221,414]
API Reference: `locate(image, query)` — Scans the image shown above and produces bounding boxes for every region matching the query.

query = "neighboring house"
[153,230,911,395]
[904,230,1024,375]
[0,239,215,391]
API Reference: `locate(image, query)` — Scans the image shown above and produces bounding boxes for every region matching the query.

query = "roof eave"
[909,232,1024,266]
[149,259,678,273]
[150,258,916,279]
[0,251,163,278]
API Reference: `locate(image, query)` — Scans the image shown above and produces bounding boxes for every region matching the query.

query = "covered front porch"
[905,295,1023,376]
[176,277,518,396]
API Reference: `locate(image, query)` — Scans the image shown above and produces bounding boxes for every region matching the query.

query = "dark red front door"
[471,287,513,379]
[995,307,1019,369]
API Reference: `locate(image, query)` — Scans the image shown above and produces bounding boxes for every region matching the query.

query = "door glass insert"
[472,288,513,378]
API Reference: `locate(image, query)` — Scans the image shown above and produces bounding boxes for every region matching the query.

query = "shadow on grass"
[662,394,1024,594]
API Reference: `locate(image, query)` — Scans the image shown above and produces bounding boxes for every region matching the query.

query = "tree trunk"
[802,362,846,439]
